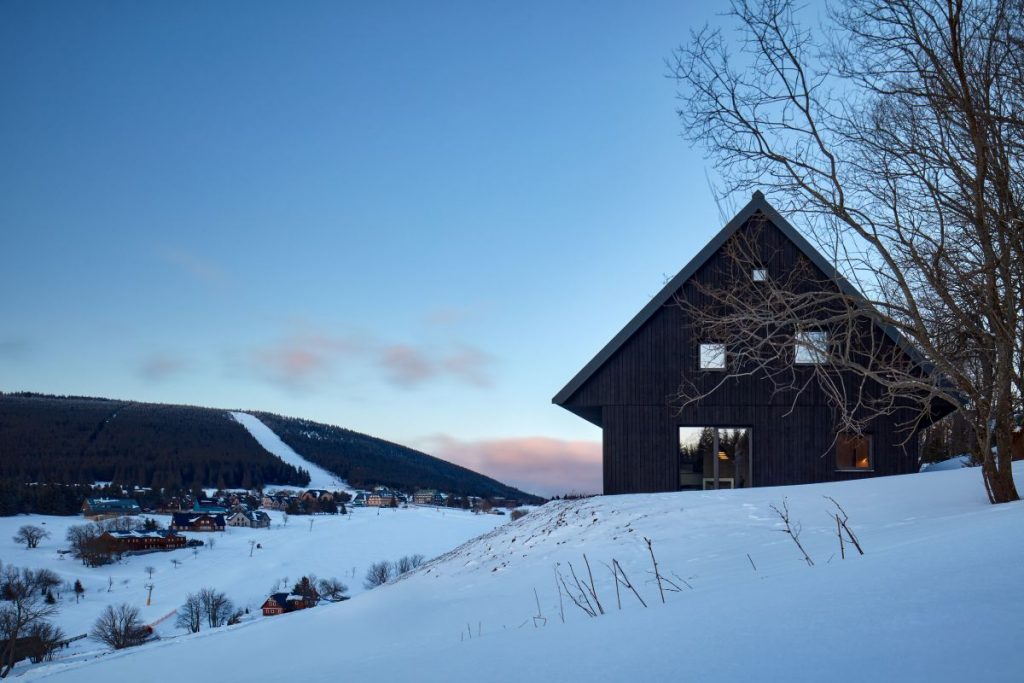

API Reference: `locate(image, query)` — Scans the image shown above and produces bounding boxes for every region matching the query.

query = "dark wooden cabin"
[554,192,943,495]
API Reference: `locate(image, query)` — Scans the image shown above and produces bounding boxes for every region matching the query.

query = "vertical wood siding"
[564,213,922,494]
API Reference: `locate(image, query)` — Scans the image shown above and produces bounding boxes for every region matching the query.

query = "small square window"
[699,343,726,370]
[752,268,767,282]
[794,330,828,364]
[836,433,872,470]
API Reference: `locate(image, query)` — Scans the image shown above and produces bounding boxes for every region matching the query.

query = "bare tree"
[25,621,65,664]
[393,554,426,576]
[12,525,50,550]
[175,593,203,633]
[65,524,114,567]
[31,569,61,598]
[144,566,155,581]
[90,603,150,650]
[197,588,233,628]
[0,567,59,678]
[317,577,349,602]
[99,517,142,532]
[363,561,393,589]
[672,0,1023,503]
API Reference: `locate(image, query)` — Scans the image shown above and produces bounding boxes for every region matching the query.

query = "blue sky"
[1,1,735,496]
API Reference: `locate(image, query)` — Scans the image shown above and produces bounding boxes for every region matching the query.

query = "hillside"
[252,411,541,502]
[0,393,539,508]
[0,505,504,672]
[18,463,1024,682]
[0,393,309,490]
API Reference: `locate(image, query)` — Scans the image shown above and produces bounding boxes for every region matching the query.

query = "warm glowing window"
[700,343,726,370]
[795,330,828,364]
[836,433,872,470]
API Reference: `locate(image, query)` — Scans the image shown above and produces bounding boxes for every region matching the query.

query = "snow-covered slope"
[20,464,1024,682]
[230,411,348,492]
[0,506,502,672]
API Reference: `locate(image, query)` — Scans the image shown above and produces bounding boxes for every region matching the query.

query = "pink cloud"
[421,435,602,497]
[249,327,495,391]
[139,354,189,381]
[378,344,435,387]
[254,334,361,387]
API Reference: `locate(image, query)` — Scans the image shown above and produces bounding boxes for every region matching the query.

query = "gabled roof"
[552,191,931,407]
[86,498,140,510]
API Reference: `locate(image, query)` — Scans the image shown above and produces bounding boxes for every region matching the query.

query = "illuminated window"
[699,343,726,370]
[795,330,828,364]
[836,433,872,470]
[752,268,767,282]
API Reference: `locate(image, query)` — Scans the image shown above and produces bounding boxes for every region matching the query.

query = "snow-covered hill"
[0,507,503,673]
[17,464,1024,682]
[230,412,350,492]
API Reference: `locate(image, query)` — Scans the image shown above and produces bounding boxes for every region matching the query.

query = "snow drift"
[22,463,1024,682]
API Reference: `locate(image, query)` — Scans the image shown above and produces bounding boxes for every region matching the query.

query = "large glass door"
[678,426,752,491]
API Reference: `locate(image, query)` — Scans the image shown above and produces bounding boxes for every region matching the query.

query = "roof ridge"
[552,192,927,406]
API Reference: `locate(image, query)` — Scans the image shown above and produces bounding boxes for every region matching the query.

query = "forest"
[254,412,541,503]
[0,393,310,495]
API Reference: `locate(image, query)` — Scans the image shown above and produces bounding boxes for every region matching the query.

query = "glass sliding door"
[678,427,714,491]
[678,426,752,490]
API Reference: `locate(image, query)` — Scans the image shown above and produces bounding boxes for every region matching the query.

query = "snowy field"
[0,506,504,669]
[10,462,1024,682]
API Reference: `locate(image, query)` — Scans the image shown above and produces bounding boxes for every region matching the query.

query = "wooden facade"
[100,530,186,553]
[261,592,313,616]
[170,513,226,532]
[554,193,939,495]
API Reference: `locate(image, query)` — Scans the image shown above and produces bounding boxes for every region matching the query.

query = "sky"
[1,1,739,497]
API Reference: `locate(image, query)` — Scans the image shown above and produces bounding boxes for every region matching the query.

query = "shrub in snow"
[363,561,393,589]
[91,603,151,650]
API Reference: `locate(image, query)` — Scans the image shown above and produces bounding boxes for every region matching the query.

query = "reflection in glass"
[679,427,751,490]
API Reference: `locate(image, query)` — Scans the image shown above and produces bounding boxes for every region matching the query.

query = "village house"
[261,493,296,511]
[413,489,445,506]
[367,488,397,507]
[300,489,334,504]
[554,193,950,494]
[260,592,314,616]
[99,529,186,553]
[226,510,271,528]
[170,512,226,532]
[81,497,141,520]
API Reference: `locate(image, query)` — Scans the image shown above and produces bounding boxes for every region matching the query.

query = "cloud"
[420,435,602,497]
[378,344,435,387]
[157,245,228,286]
[247,325,495,392]
[139,354,190,381]
[252,333,361,388]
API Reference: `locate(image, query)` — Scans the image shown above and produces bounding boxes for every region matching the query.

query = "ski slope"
[230,412,349,492]
[16,462,1024,682]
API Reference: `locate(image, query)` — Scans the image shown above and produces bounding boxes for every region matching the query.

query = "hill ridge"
[0,392,540,508]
